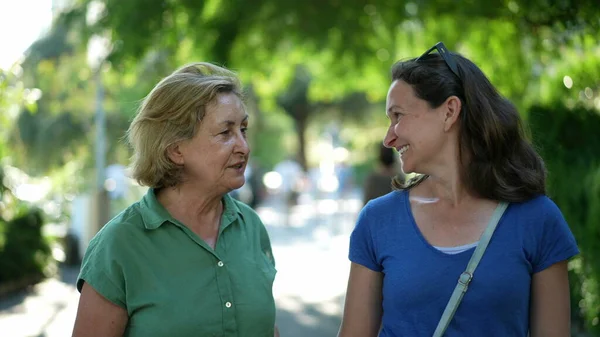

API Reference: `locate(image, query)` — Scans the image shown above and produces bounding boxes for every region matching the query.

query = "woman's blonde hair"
[126,62,243,188]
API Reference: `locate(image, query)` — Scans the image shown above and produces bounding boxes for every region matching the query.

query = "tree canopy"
[12,0,600,178]
[59,0,599,101]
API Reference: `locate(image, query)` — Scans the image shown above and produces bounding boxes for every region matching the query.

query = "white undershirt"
[433,241,479,255]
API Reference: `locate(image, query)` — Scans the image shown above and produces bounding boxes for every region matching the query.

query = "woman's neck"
[414,159,475,207]
[415,136,477,206]
[156,183,224,225]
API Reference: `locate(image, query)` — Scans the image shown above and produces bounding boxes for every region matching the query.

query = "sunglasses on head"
[416,42,460,80]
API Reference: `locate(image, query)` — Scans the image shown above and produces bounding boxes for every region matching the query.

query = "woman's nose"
[383,127,396,148]
[236,132,250,155]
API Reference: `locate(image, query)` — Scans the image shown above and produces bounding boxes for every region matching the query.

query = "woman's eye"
[241,127,248,134]
[220,130,230,135]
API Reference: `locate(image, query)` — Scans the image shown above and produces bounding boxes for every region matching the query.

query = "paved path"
[0,266,80,337]
[0,192,361,337]
[260,194,360,337]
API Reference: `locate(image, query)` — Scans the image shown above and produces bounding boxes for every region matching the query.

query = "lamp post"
[87,34,111,233]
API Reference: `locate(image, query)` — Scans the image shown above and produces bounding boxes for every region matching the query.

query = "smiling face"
[169,92,249,194]
[383,80,454,174]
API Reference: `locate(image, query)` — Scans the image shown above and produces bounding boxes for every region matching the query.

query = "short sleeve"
[259,221,276,268]
[529,197,579,274]
[77,228,127,309]
[349,204,382,272]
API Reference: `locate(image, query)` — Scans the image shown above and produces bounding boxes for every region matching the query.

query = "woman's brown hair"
[390,52,546,202]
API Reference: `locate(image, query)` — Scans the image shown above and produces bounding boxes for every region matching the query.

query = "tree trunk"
[295,112,308,172]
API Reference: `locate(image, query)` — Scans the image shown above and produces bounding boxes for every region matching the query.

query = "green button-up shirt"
[77,189,277,337]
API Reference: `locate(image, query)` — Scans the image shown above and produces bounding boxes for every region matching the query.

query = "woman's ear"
[443,95,462,132]
[166,142,185,165]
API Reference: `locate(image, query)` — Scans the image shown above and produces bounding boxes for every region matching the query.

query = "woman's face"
[383,80,449,174]
[177,92,250,193]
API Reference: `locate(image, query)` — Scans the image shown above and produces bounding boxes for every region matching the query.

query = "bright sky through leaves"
[0,0,52,69]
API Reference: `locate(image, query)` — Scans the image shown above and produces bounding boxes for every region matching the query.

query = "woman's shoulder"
[359,190,409,228]
[365,189,406,210]
[89,202,145,246]
[510,194,563,220]
[510,196,579,272]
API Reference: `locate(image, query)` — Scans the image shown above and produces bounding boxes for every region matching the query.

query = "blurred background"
[0,0,599,336]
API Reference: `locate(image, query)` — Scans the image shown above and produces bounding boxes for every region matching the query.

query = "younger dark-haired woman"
[338,43,578,337]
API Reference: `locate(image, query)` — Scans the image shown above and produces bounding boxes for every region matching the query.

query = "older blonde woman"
[72,63,279,337]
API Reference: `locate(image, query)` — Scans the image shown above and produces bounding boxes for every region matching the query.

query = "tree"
[56,0,600,167]
[61,0,598,67]
[0,66,36,161]
[530,104,600,334]
[0,67,53,289]
[12,20,171,187]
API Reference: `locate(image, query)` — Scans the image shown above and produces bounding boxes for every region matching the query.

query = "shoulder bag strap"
[432,201,509,337]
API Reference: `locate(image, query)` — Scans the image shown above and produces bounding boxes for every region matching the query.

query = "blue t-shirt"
[349,190,579,337]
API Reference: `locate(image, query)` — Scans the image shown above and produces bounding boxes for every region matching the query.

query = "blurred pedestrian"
[335,158,355,199]
[72,63,279,337]
[362,143,399,205]
[247,160,267,209]
[339,42,578,337]
[274,156,304,206]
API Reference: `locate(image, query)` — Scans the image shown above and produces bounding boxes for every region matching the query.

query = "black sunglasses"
[416,42,460,79]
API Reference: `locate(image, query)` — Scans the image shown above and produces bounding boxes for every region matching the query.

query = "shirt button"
[225,302,232,308]
[217,261,224,267]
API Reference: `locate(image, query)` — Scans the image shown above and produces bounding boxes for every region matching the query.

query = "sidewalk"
[0,265,80,337]
[262,194,359,337]
[0,191,361,337]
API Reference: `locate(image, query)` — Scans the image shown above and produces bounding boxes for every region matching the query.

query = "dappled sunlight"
[564,75,574,89]
[0,0,52,70]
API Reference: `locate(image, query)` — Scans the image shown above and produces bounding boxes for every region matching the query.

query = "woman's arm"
[338,262,383,337]
[72,282,129,337]
[530,260,571,337]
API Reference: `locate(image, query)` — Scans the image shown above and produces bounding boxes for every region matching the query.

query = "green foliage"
[13,22,162,183]
[0,50,56,291]
[0,207,52,284]
[529,104,600,334]
[11,21,97,177]
[0,67,29,161]
[56,0,599,111]
[0,167,53,285]
[63,0,598,65]
[13,0,591,178]
[247,108,292,171]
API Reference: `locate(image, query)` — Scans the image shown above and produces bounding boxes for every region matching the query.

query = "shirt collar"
[139,188,244,230]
